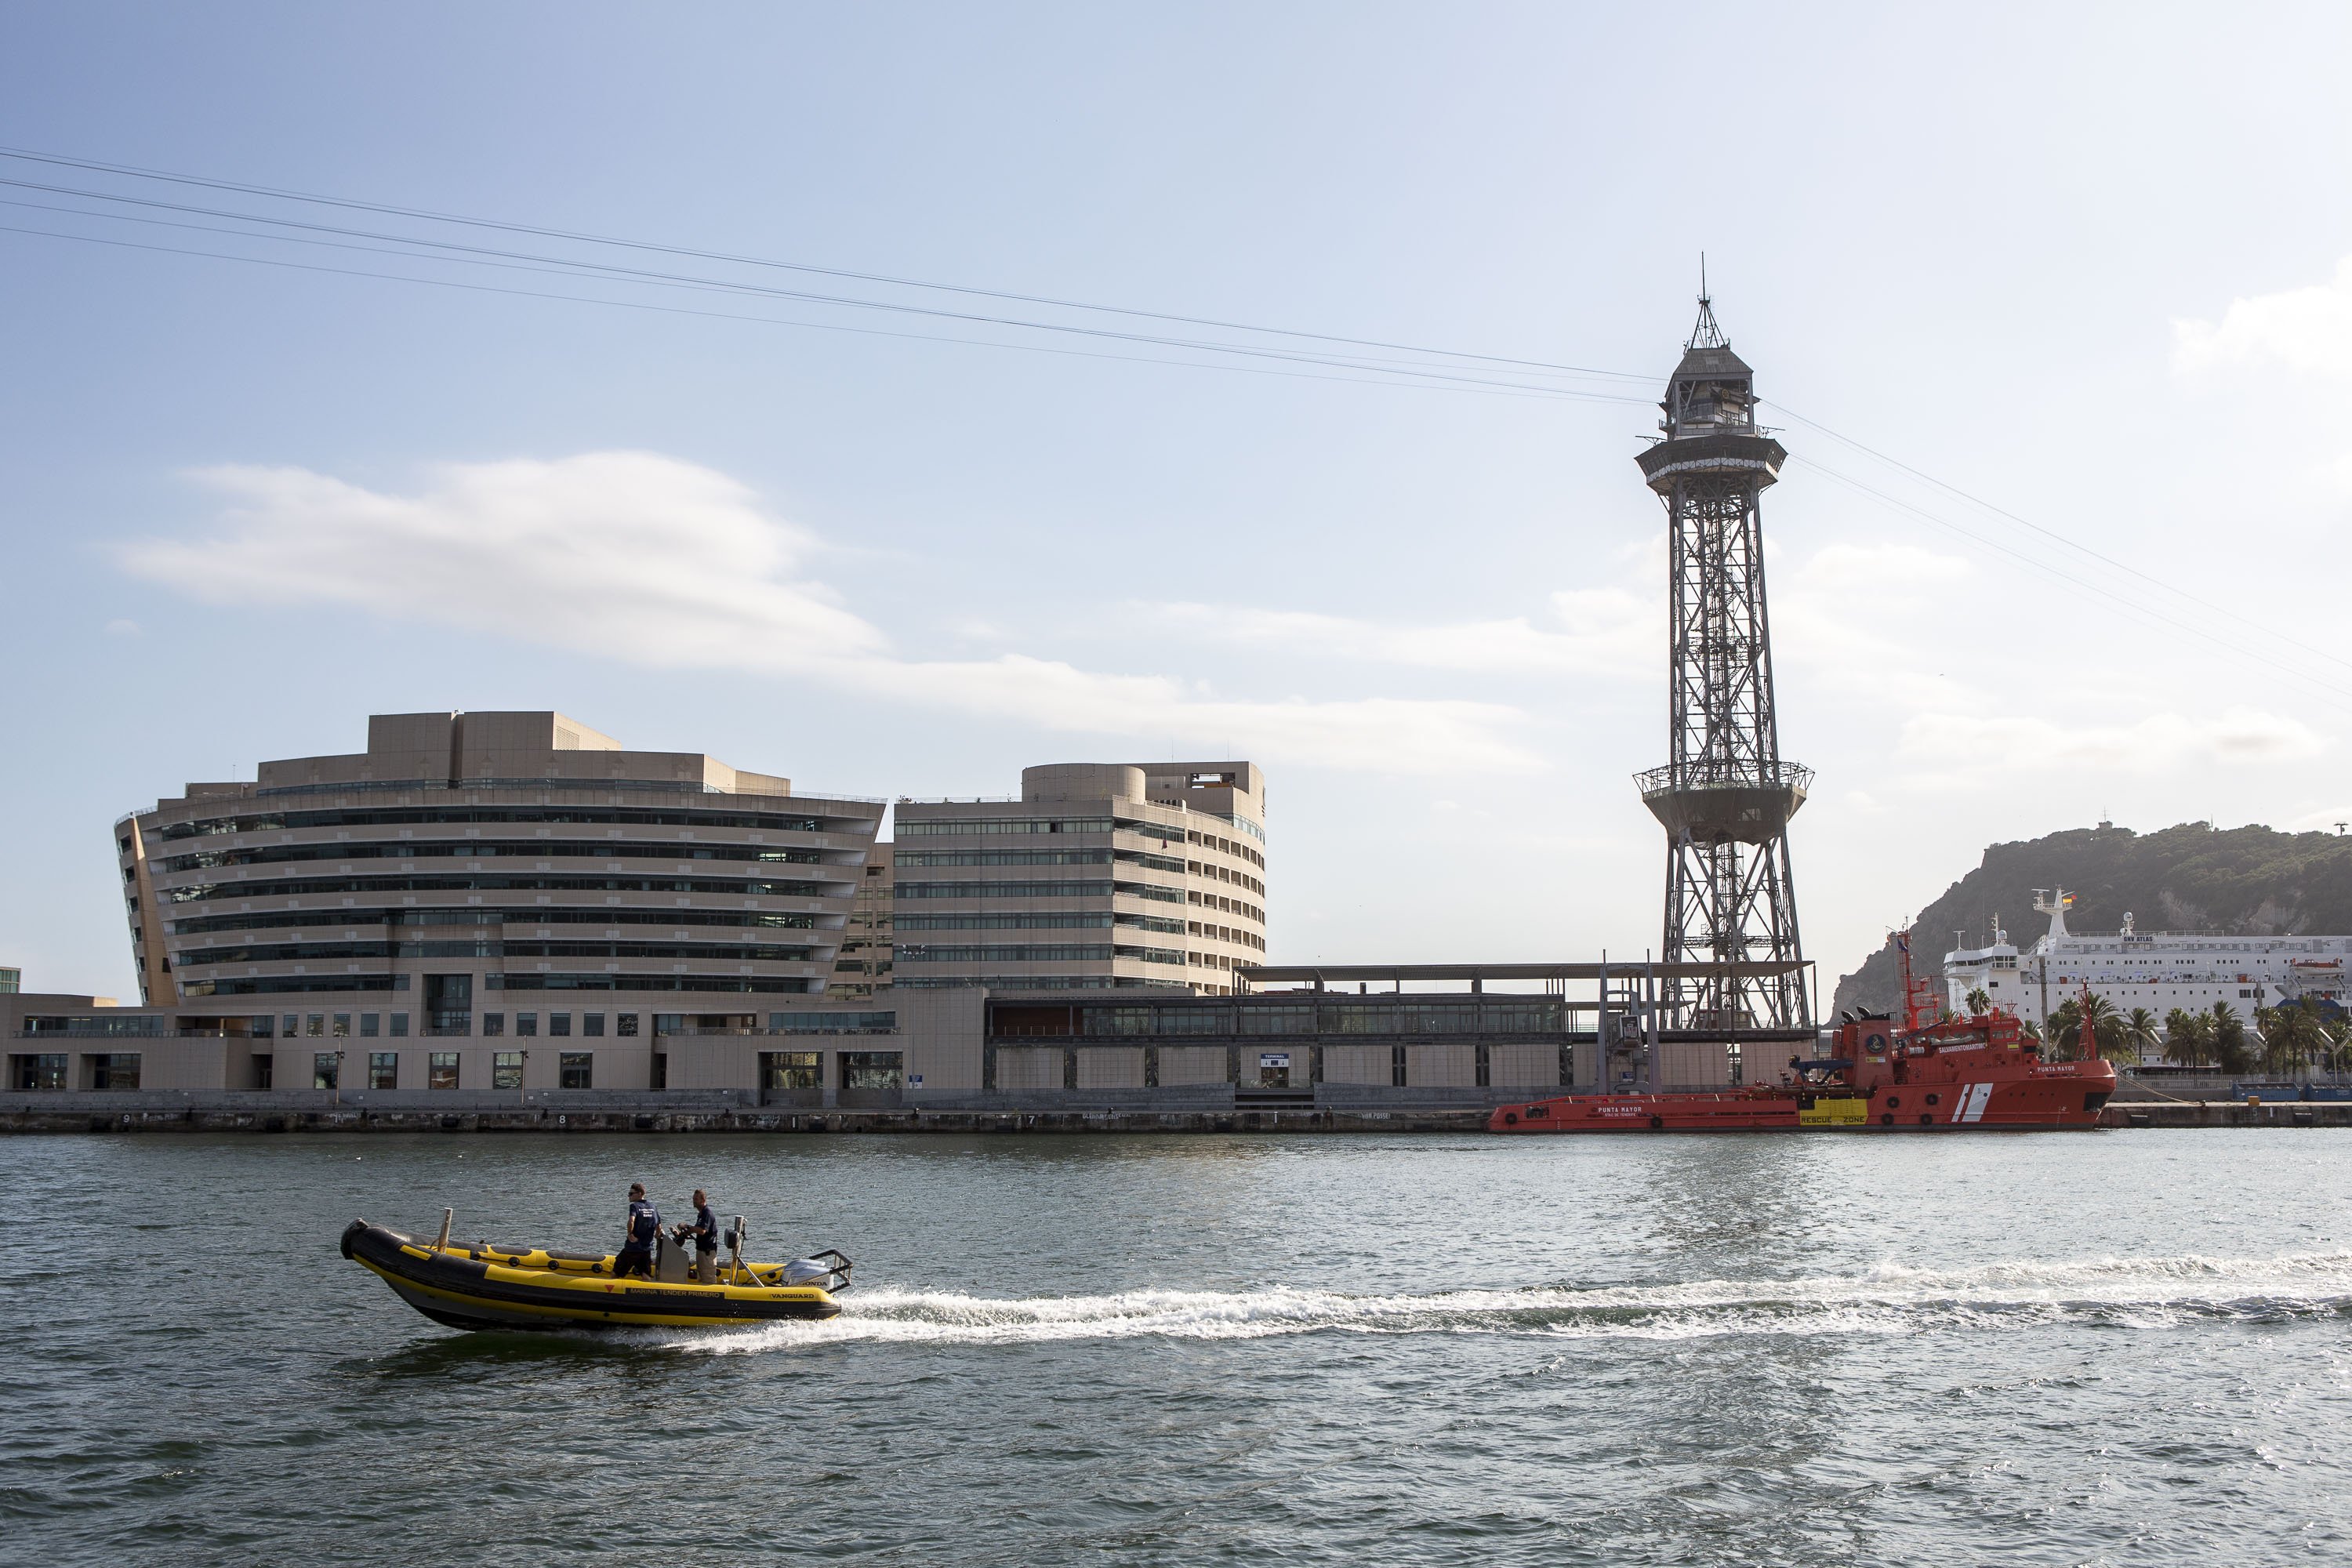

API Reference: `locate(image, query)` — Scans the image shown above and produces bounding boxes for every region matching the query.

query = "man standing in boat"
[616,1182,662,1279]
[676,1189,720,1283]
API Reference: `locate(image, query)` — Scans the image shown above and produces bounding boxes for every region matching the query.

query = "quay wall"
[5,1088,2349,1134]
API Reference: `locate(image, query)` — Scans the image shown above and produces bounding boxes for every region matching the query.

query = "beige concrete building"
[825,844,895,1001]
[892,761,1267,995]
[109,711,891,1095]
[2,725,1791,1119]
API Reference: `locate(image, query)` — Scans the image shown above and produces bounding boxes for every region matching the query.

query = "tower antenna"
[1687,255,1728,350]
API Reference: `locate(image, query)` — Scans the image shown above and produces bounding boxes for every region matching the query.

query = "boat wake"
[666,1248,2352,1354]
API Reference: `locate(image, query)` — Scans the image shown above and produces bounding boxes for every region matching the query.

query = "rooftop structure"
[892,761,1266,995]
[110,711,884,1094]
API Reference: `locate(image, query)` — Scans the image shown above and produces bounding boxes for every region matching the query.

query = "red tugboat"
[1490,937,2117,1134]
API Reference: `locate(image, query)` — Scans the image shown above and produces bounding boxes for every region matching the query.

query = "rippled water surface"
[6,1130,2352,1566]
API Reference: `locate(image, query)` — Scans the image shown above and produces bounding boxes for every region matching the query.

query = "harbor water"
[6,1130,2352,1565]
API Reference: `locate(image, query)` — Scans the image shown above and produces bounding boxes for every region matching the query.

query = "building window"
[368,1051,397,1090]
[617,1013,640,1037]
[492,1051,524,1091]
[760,1051,822,1091]
[559,1052,593,1090]
[550,1012,572,1038]
[516,1012,538,1038]
[1475,1043,1491,1089]
[332,1014,353,1038]
[583,1013,605,1037]
[313,1053,340,1091]
[425,974,471,1036]
[281,1013,299,1040]
[1392,1045,1408,1088]
[429,1052,459,1091]
[13,1054,67,1091]
[359,1013,379,1038]
[306,1014,325,1037]
[90,1052,142,1090]
[253,1054,273,1090]
[840,1051,903,1092]
[483,1012,505,1036]
[388,1012,409,1038]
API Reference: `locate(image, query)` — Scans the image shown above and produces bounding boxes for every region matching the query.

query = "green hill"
[1830,822,2352,1016]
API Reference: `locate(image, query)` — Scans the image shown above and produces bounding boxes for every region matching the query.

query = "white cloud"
[1150,587,1654,680]
[118,452,1540,775]
[1894,706,2325,779]
[2174,256,2352,379]
[102,619,140,637]
[136,454,884,668]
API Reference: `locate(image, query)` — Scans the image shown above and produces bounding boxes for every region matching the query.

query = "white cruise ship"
[1942,890,2351,1025]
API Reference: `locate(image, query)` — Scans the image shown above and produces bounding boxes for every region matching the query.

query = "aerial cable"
[0,221,1624,405]
[0,144,1654,386]
[3,143,2336,702]
[1768,400,2352,679]
[0,176,1644,401]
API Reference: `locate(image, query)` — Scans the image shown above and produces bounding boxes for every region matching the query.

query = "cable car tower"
[1633,284,1811,1029]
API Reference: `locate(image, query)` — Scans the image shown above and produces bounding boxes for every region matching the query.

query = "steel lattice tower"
[1633,291,1811,1029]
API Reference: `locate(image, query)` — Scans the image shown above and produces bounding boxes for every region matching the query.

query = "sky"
[5,3,2352,1000]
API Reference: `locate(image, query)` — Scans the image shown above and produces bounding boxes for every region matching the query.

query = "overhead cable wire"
[0,175,1647,401]
[0,144,1656,387]
[1769,399,2352,678]
[3,143,2337,702]
[1789,454,2352,711]
[0,221,1640,405]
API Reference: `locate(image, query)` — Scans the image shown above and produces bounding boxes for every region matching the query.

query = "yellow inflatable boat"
[341,1215,851,1332]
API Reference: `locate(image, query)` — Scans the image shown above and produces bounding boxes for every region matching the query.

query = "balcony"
[1635,760,1813,844]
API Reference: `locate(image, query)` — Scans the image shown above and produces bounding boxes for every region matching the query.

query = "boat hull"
[1491,1073,2114,1134]
[341,1221,844,1331]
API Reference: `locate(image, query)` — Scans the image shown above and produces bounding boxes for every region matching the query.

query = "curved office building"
[116,712,882,1093]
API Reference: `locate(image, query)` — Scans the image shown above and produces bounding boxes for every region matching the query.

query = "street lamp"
[518,1047,529,1108]
[333,1049,346,1108]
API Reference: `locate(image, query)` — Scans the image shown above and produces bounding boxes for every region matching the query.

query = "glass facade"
[558,1053,593,1090]
[13,1054,67,1091]
[89,1053,141,1090]
[840,1052,903,1091]
[760,1051,822,1091]
[429,1052,460,1090]
[368,1052,397,1090]
[492,1051,524,1091]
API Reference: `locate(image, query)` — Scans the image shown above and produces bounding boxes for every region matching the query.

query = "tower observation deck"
[1634,292,1811,1031]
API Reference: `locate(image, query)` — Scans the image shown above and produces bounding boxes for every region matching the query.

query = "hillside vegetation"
[1830,822,2352,1017]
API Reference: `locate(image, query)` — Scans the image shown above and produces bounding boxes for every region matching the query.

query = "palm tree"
[1965,986,1992,1016]
[2210,1000,2252,1076]
[2268,1000,2335,1077]
[2046,993,2128,1062]
[2122,1007,2161,1065]
[2163,1007,2212,1068]
[2045,999,2082,1061]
